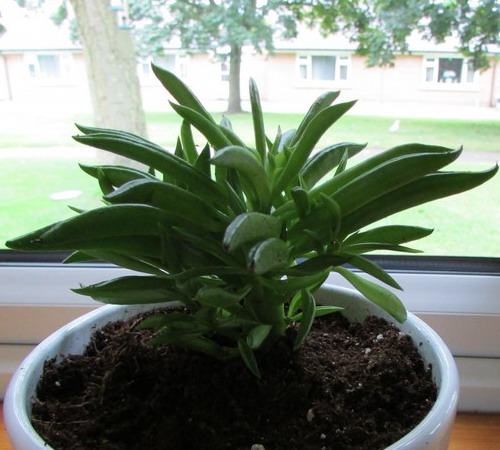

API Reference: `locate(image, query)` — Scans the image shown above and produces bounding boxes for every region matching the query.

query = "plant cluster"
[7,65,497,376]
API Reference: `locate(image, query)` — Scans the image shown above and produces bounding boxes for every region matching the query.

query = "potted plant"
[4,65,497,450]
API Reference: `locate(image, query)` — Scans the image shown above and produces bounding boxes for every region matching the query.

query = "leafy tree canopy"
[129,0,300,57]
[304,0,499,70]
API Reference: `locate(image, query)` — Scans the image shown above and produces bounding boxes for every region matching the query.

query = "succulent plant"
[7,65,497,377]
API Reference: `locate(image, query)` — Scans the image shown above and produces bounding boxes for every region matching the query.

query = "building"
[1,3,498,110]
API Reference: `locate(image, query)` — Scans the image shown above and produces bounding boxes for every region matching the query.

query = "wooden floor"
[1,407,499,449]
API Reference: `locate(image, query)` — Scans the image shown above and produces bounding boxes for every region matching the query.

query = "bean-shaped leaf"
[271,101,356,198]
[331,149,463,216]
[224,212,282,252]
[6,205,174,251]
[170,102,231,150]
[334,267,407,323]
[301,142,367,189]
[293,289,316,350]
[152,63,215,123]
[211,146,270,211]
[247,237,289,275]
[249,78,267,160]
[288,91,340,148]
[340,166,498,236]
[180,120,198,164]
[73,131,228,207]
[104,179,229,232]
[246,324,273,350]
[344,225,433,247]
[73,276,180,304]
[79,164,157,187]
[238,338,261,378]
[346,255,402,290]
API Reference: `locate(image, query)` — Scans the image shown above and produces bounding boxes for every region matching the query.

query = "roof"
[0,1,80,52]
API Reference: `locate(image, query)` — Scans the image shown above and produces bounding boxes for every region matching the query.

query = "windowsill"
[0,260,499,410]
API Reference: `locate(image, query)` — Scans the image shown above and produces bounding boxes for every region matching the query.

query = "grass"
[1,110,499,154]
[1,157,498,256]
[148,112,500,154]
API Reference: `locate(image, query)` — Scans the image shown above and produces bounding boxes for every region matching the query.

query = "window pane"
[425,67,434,82]
[311,56,335,80]
[438,58,463,83]
[154,54,176,72]
[339,65,348,80]
[467,61,475,83]
[299,63,307,79]
[37,55,60,78]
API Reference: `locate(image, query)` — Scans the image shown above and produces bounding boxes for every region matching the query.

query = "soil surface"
[32,312,436,450]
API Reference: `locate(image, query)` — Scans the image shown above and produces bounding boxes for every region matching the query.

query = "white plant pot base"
[4,284,459,450]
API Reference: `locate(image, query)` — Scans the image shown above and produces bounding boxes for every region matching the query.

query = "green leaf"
[223,212,282,252]
[290,305,343,321]
[79,164,157,187]
[249,78,266,160]
[151,63,215,124]
[347,255,402,290]
[301,142,366,190]
[211,145,270,211]
[293,290,316,350]
[334,267,407,323]
[288,91,340,147]
[180,120,198,164]
[259,271,329,294]
[169,102,231,150]
[272,101,356,198]
[72,276,179,305]
[246,324,273,350]
[195,286,249,311]
[6,205,174,251]
[238,338,261,378]
[248,237,289,275]
[290,186,311,218]
[104,179,229,232]
[343,225,433,247]
[330,148,463,217]
[340,165,499,236]
[73,130,228,208]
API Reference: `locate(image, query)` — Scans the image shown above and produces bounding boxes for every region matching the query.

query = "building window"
[423,57,476,84]
[141,54,188,79]
[297,54,350,82]
[26,54,62,79]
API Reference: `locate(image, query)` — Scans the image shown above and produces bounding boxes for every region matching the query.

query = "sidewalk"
[2,97,499,121]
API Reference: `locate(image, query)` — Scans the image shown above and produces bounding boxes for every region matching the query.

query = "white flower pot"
[4,284,459,450]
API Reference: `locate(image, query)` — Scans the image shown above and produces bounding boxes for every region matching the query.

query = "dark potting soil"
[32,312,436,450]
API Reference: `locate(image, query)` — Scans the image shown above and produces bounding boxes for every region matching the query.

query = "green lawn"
[147,112,500,154]
[1,157,498,256]
[1,110,499,154]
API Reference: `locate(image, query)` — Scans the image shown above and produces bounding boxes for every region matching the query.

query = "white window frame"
[1,261,499,411]
[296,53,351,85]
[422,55,477,86]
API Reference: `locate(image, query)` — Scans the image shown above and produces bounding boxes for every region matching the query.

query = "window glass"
[0,2,497,259]
[438,58,463,83]
[311,55,336,80]
[37,54,60,78]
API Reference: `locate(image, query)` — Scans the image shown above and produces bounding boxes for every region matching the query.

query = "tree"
[129,0,301,113]
[68,0,147,138]
[15,0,147,139]
[305,0,499,70]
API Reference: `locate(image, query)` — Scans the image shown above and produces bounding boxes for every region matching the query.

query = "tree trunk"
[69,0,147,142]
[227,44,243,113]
